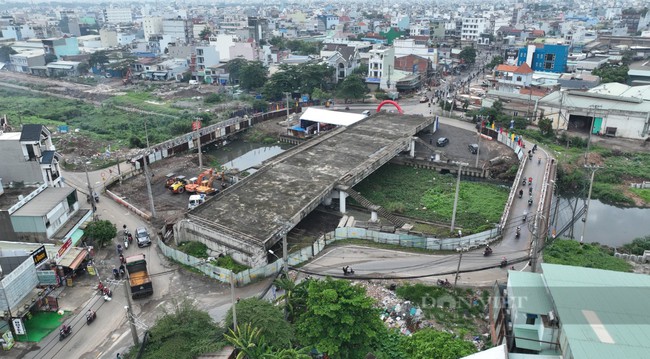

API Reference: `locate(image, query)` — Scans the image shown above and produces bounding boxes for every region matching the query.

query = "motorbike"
[437,279,452,288]
[500,259,508,268]
[86,311,97,325]
[522,178,527,186]
[342,266,355,276]
[515,227,521,238]
[518,190,523,199]
[483,247,493,256]
[528,197,533,206]
[529,187,533,195]
[123,237,129,250]
[522,211,528,222]
[528,177,533,186]
[59,325,72,341]
[86,192,100,203]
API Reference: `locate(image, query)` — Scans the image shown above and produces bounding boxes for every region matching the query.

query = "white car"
[135,227,152,247]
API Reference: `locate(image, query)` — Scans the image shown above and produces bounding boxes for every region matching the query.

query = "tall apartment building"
[143,16,163,40]
[103,8,133,24]
[461,17,486,41]
[162,18,192,44]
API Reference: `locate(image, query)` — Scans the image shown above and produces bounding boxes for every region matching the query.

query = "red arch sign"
[376,100,404,114]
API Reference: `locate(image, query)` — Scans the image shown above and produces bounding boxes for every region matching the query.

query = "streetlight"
[84,161,97,218]
[214,270,237,330]
[450,161,469,233]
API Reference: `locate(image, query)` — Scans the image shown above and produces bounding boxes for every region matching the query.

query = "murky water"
[552,197,650,246]
[205,141,290,173]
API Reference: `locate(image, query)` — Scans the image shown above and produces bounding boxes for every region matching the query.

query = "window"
[545,53,555,62]
[526,314,537,325]
[516,76,522,81]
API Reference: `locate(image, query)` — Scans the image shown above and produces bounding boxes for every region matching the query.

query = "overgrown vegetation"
[619,235,650,255]
[396,283,489,334]
[176,241,250,273]
[353,164,508,233]
[544,239,633,272]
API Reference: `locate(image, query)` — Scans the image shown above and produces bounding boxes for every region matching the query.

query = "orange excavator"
[196,174,218,195]
[185,169,213,193]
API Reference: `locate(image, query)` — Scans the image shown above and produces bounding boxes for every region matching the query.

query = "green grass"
[106,91,184,116]
[352,164,508,233]
[177,241,208,258]
[210,255,250,273]
[544,239,633,272]
[630,188,650,203]
[0,88,200,148]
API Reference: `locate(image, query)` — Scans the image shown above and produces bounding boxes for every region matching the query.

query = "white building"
[393,38,437,63]
[193,23,210,40]
[366,45,395,90]
[209,34,238,62]
[461,17,486,41]
[162,18,192,45]
[143,16,163,40]
[1,24,36,41]
[103,8,133,24]
[195,46,220,72]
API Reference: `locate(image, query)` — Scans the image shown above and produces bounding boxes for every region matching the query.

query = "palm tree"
[224,323,270,359]
[262,348,311,359]
[273,276,312,322]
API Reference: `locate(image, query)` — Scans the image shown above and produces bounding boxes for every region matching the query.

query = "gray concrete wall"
[0,141,44,185]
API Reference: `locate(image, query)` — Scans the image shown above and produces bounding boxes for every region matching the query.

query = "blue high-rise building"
[517,44,569,73]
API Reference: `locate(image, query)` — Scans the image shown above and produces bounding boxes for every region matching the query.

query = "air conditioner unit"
[548,310,556,322]
[507,321,513,331]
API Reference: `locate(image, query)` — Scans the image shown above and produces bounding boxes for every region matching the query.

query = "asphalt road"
[16,166,274,359]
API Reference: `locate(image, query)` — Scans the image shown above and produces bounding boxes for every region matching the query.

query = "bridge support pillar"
[410,137,416,158]
[370,211,378,222]
[339,191,348,213]
[322,194,332,206]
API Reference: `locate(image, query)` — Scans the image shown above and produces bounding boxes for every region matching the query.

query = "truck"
[188,194,206,210]
[125,254,153,299]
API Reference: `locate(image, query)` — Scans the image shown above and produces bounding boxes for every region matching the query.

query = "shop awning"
[58,247,88,270]
[70,228,84,246]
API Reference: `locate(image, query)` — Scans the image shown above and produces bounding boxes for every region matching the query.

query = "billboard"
[31,245,48,267]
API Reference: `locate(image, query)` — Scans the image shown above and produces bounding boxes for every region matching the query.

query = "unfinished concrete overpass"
[174,113,435,266]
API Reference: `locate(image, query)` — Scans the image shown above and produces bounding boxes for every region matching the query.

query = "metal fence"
[159,224,498,286]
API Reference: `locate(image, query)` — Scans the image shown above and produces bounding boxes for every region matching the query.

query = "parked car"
[436,137,449,147]
[362,110,371,116]
[135,227,152,247]
[419,96,429,103]
[468,143,479,154]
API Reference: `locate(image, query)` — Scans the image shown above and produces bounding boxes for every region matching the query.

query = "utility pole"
[123,280,139,346]
[195,119,203,170]
[530,213,543,273]
[450,162,468,232]
[475,123,481,168]
[285,92,290,118]
[84,161,97,218]
[585,105,602,163]
[142,154,157,219]
[230,273,237,330]
[580,165,601,244]
[453,252,463,288]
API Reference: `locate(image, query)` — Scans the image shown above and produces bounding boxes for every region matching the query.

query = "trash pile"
[358,281,425,335]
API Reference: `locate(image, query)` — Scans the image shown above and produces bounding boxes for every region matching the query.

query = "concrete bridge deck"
[182,113,434,266]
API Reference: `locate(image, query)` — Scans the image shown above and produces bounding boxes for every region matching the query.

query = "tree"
[140,299,226,359]
[226,58,248,85]
[538,117,554,137]
[486,55,504,69]
[400,329,476,359]
[198,27,212,41]
[295,278,385,359]
[0,45,17,63]
[239,61,268,90]
[311,88,329,100]
[204,93,224,104]
[336,75,369,103]
[269,36,287,50]
[88,50,109,69]
[77,62,90,75]
[352,63,368,76]
[224,323,270,359]
[592,63,629,84]
[225,298,293,349]
[83,220,116,248]
[459,47,477,65]
[44,53,58,64]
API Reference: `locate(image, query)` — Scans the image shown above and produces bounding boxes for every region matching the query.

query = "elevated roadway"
[177,112,435,266]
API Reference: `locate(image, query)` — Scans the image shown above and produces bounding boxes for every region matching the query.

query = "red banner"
[192,120,201,131]
[58,238,72,258]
